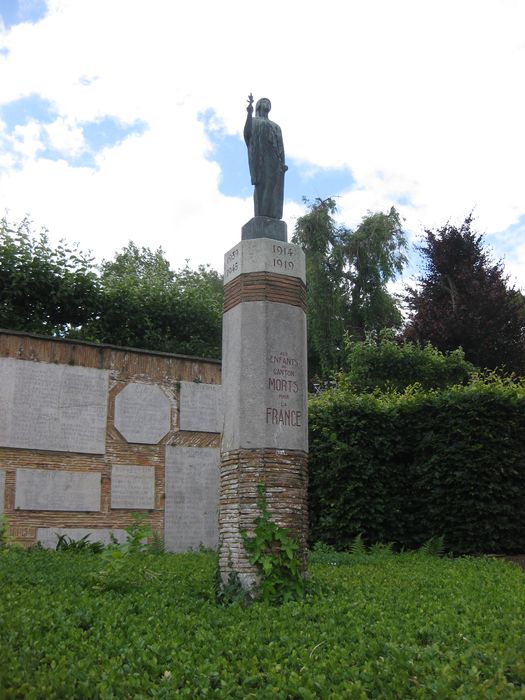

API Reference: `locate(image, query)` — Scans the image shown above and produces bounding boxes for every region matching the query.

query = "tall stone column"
[219,221,308,589]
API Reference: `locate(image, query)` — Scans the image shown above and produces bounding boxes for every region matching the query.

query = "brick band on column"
[224,272,307,313]
[219,448,309,580]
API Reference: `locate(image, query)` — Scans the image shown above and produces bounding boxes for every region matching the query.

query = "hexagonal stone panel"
[114,383,171,444]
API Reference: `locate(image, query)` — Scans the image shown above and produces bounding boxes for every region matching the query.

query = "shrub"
[309,374,525,553]
[342,331,474,393]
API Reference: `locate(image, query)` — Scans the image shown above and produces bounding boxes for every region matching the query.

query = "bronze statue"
[244,94,287,220]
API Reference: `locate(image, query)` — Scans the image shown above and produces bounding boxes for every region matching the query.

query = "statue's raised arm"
[244,96,286,221]
[244,93,254,147]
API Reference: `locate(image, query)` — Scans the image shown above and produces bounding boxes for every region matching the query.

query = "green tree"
[0,216,100,336]
[404,215,525,373]
[292,199,407,380]
[292,199,348,379]
[0,218,223,358]
[341,331,474,393]
[344,209,407,338]
[84,243,223,358]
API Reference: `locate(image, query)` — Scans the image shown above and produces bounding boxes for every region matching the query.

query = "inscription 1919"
[224,240,304,284]
[272,244,295,271]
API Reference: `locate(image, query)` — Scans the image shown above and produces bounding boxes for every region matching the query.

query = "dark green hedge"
[308,377,525,553]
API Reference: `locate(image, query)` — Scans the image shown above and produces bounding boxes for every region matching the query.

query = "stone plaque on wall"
[0,469,5,514]
[114,383,171,444]
[179,382,223,433]
[0,358,109,454]
[15,468,101,511]
[164,446,219,552]
[36,527,127,549]
[110,465,155,509]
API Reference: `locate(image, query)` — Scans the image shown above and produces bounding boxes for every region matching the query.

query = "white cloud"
[44,116,84,155]
[11,121,43,158]
[0,0,523,284]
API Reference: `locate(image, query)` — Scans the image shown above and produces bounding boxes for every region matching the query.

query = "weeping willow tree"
[292,199,407,381]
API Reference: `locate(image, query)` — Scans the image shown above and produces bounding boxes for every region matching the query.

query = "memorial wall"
[0,330,222,550]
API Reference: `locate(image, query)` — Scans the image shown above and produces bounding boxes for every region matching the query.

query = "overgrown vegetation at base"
[309,374,525,554]
[240,484,305,604]
[1,549,524,698]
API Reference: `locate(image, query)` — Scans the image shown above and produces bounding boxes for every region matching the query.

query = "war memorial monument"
[218,95,309,587]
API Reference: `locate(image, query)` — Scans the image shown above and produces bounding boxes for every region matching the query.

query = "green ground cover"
[1,549,524,699]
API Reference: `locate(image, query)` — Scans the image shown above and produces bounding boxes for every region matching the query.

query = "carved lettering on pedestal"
[223,239,305,284]
[270,243,296,272]
[224,247,240,280]
[265,351,304,429]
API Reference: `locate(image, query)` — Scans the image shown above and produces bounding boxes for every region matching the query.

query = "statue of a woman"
[244,94,288,220]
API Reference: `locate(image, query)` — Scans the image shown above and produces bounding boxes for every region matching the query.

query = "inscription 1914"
[224,239,304,284]
[265,351,303,428]
[271,244,295,271]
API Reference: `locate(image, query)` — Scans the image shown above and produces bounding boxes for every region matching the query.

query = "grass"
[0,548,524,698]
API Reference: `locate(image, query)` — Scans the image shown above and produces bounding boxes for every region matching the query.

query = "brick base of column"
[218,448,308,589]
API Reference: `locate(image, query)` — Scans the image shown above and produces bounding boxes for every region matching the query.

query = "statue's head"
[255,98,271,117]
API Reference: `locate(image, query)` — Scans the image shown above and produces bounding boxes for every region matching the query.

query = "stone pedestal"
[241,216,287,242]
[219,234,308,589]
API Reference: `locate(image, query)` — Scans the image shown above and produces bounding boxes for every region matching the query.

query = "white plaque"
[110,465,155,509]
[224,239,306,285]
[179,382,223,433]
[164,446,219,552]
[15,468,101,511]
[222,301,308,451]
[0,358,109,454]
[36,527,127,549]
[0,469,5,514]
[114,383,171,444]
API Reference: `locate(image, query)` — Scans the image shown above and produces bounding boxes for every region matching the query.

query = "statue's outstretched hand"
[247,93,254,114]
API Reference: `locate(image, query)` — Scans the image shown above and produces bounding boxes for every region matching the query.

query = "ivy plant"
[241,484,305,604]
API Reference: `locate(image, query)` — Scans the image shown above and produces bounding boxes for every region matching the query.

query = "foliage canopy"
[292,198,407,380]
[342,331,474,393]
[0,216,101,336]
[404,215,525,373]
[0,218,223,358]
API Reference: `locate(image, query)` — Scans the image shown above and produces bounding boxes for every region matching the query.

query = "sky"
[0,0,524,289]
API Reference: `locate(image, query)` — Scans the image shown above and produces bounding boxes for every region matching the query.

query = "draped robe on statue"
[246,116,286,220]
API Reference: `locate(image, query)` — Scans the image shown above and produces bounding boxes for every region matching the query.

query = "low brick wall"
[0,329,221,549]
